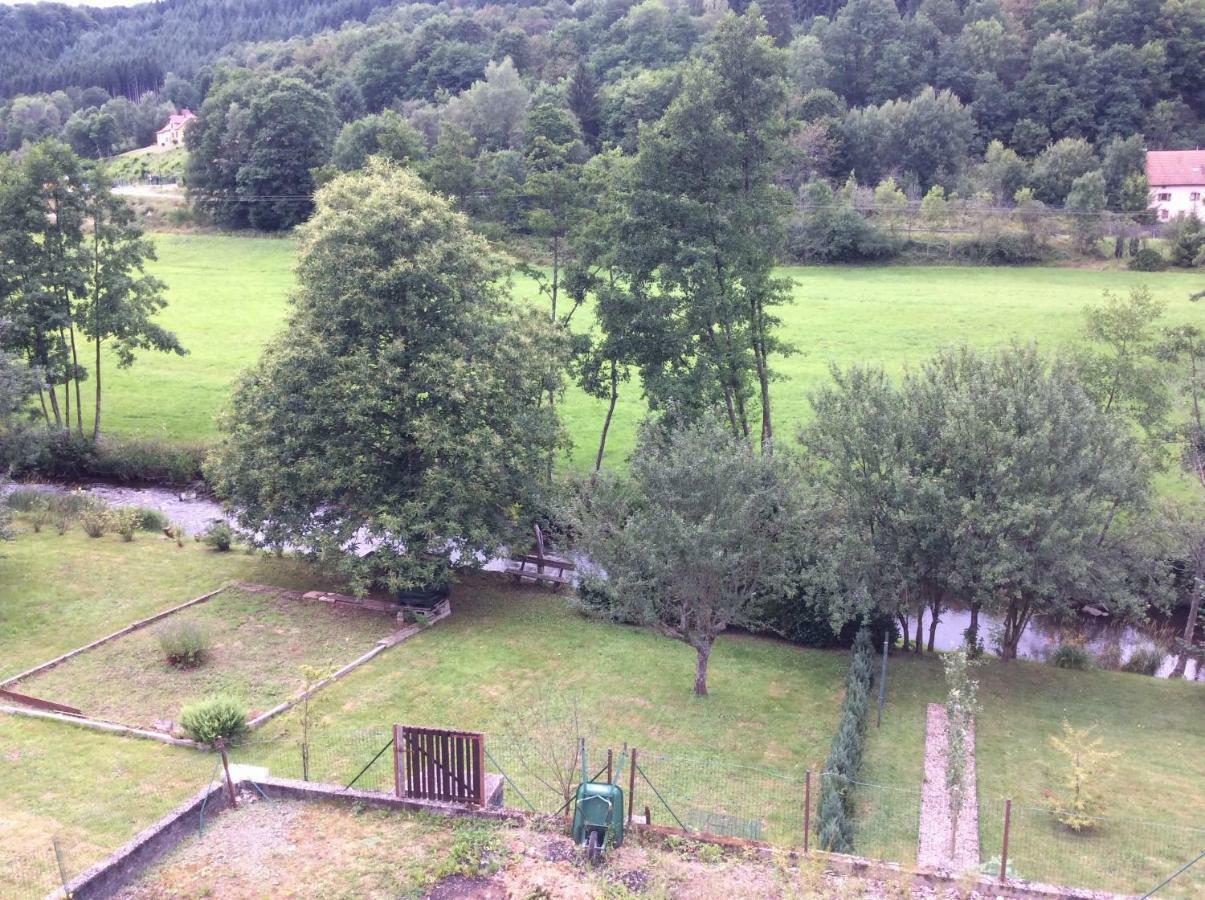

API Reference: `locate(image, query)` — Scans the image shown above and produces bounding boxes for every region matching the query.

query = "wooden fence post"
[393,724,402,798]
[803,770,812,853]
[1000,799,1012,883]
[216,738,237,808]
[606,748,613,785]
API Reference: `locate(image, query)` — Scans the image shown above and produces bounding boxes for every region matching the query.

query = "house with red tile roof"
[1146,150,1205,221]
[155,109,196,150]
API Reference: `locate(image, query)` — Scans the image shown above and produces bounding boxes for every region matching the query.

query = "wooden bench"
[505,524,575,591]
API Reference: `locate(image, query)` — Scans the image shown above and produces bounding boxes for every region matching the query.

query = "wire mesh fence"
[8,726,1204,900]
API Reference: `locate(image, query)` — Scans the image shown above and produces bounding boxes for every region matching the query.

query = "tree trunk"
[1000,597,1032,661]
[914,607,925,655]
[927,598,941,653]
[92,336,103,441]
[693,641,712,697]
[1173,561,1203,677]
[593,360,619,475]
[68,324,83,436]
[967,602,981,651]
[897,611,910,652]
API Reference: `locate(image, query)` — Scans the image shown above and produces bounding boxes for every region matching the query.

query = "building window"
[1160,209,1170,220]
[1157,192,1172,201]
[1192,192,1201,201]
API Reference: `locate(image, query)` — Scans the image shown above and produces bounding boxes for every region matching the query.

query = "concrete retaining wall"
[49,781,231,900]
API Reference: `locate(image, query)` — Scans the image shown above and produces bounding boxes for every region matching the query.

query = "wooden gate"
[393,725,486,805]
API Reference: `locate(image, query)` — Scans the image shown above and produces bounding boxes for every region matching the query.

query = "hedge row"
[2,432,207,484]
[816,627,875,853]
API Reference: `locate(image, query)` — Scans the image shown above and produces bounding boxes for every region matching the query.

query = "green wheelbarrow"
[570,740,626,863]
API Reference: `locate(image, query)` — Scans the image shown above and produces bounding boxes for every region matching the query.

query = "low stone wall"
[49,781,231,899]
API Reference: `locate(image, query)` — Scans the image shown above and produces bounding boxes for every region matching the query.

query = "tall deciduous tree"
[79,167,185,440]
[207,161,566,589]
[574,416,800,696]
[617,10,792,449]
[807,346,1157,659]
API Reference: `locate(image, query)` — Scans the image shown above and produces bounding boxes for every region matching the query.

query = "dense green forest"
[1,0,1203,260]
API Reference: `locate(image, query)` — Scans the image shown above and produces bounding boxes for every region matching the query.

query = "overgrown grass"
[83,235,1205,494]
[13,587,396,728]
[0,527,341,680]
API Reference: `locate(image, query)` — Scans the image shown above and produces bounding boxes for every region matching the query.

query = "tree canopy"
[207,160,566,590]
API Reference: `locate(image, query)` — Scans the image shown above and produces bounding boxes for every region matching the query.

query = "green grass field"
[89,234,1205,479]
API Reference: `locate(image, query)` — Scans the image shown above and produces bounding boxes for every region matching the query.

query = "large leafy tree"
[616,10,792,449]
[79,167,185,440]
[807,345,1157,659]
[574,416,801,696]
[207,160,566,590]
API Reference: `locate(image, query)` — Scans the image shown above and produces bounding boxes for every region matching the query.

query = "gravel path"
[917,702,980,874]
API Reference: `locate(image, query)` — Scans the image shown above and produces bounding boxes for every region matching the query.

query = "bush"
[179,695,247,744]
[158,620,209,667]
[952,233,1045,265]
[1127,248,1167,271]
[109,507,140,541]
[816,628,874,851]
[167,522,187,546]
[1049,644,1092,670]
[12,432,207,484]
[1121,645,1162,676]
[763,586,897,649]
[5,487,53,512]
[79,503,109,538]
[570,575,641,624]
[1165,214,1204,267]
[202,521,233,551]
[132,507,170,532]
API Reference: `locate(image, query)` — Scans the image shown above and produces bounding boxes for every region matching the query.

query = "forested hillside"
[1,0,1204,263]
[0,0,393,98]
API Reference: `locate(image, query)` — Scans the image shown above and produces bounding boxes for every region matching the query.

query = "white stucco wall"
[1149,185,1204,221]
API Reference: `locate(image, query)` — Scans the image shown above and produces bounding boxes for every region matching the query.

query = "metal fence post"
[52,837,70,898]
[607,748,613,785]
[803,770,812,853]
[1000,799,1012,883]
[628,748,637,825]
[216,738,237,808]
[876,633,889,728]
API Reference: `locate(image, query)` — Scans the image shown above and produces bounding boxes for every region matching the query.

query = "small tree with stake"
[573,415,799,696]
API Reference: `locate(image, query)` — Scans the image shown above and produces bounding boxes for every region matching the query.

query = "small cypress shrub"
[1127,248,1166,271]
[815,627,875,850]
[179,695,248,744]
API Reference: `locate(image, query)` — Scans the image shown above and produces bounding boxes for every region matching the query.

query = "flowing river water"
[4,479,1201,681]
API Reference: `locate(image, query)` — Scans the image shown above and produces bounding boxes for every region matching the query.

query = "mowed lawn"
[89,234,1205,475]
[1,522,1203,892]
[861,654,1205,895]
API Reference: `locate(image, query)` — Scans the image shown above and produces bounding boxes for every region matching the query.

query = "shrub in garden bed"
[179,695,247,744]
[158,620,210,668]
[78,502,109,538]
[816,628,874,852]
[132,506,170,532]
[110,507,141,542]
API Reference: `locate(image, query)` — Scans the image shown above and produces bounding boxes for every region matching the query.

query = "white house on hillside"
[1146,150,1205,221]
[155,109,196,149]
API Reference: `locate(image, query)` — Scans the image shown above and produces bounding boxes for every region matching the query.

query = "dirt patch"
[112,798,1050,899]
[424,874,505,898]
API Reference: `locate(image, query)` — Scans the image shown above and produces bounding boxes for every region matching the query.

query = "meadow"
[88,234,1205,478]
